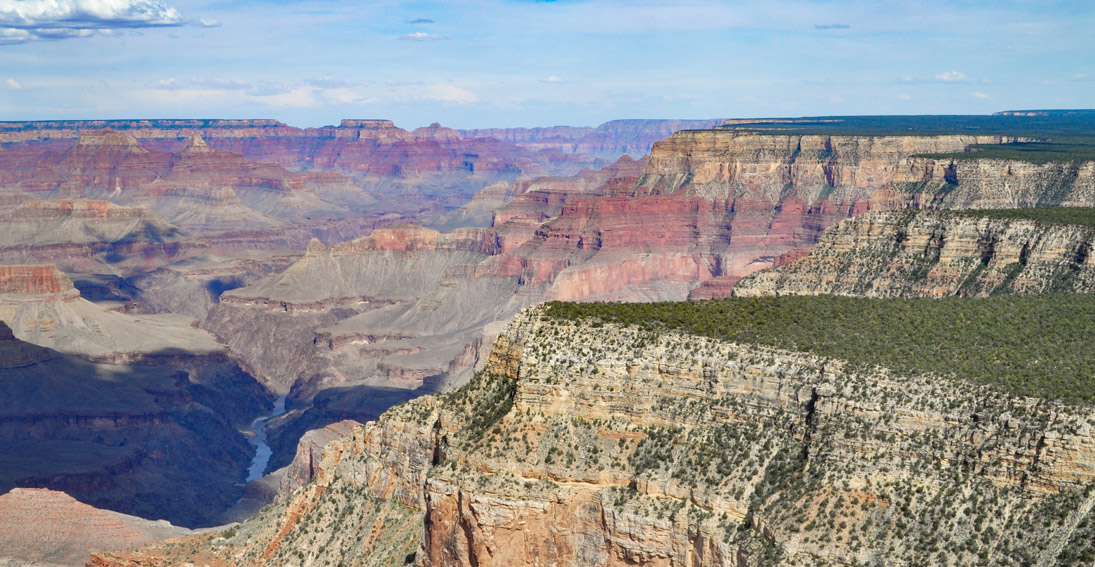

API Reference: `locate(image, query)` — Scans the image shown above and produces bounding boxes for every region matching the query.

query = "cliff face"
[460,119,727,160]
[605,130,1095,298]
[0,264,79,297]
[114,305,1095,567]
[889,158,1095,208]
[734,210,1095,298]
[640,132,1022,197]
[195,131,1095,476]
[0,488,191,567]
[0,265,275,528]
[0,317,271,528]
[0,118,602,193]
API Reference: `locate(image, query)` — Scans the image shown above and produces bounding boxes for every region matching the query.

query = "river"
[244,394,287,482]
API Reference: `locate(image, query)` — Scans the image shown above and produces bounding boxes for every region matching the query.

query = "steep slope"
[0,488,192,567]
[0,317,270,527]
[0,265,228,362]
[0,266,273,527]
[734,208,1095,297]
[198,127,1095,475]
[103,299,1095,567]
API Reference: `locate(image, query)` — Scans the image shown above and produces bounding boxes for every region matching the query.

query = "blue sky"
[0,0,1092,129]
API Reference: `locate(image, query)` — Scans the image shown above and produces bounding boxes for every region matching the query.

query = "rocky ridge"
[100,304,1095,566]
[0,265,273,527]
[734,209,1095,297]
[199,129,1095,476]
[460,119,728,160]
[0,488,192,567]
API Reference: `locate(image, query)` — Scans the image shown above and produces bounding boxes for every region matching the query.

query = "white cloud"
[398,31,447,41]
[898,94,912,100]
[970,91,990,100]
[198,17,219,28]
[137,78,373,110]
[934,71,969,82]
[541,75,563,83]
[5,77,21,89]
[428,84,476,104]
[0,0,186,44]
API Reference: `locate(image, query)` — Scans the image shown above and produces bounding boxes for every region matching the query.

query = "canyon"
[97,290,1095,566]
[202,120,1095,478]
[2,113,1095,566]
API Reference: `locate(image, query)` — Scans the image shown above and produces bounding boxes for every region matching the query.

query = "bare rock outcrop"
[735,209,1095,297]
[115,305,1095,566]
[0,488,191,567]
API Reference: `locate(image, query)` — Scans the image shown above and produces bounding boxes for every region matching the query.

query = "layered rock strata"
[0,265,273,527]
[202,131,1095,476]
[108,304,1095,566]
[0,488,191,567]
[735,210,1095,297]
[460,119,727,160]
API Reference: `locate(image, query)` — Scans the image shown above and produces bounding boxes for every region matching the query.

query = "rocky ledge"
[107,303,1095,567]
[734,209,1095,297]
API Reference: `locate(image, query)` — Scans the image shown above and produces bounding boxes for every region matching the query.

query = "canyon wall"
[460,119,728,160]
[198,130,1095,476]
[104,304,1095,566]
[734,210,1095,298]
[0,265,273,527]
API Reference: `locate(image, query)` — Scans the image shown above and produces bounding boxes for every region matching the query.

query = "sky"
[0,0,1092,129]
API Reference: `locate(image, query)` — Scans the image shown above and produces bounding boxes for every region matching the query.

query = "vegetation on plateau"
[711,111,1095,163]
[544,293,1095,403]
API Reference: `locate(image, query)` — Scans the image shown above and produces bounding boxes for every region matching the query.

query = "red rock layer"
[0,264,76,296]
[0,487,186,566]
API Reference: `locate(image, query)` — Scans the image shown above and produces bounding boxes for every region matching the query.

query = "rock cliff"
[196,129,1095,476]
[0,265,274,527]
[0,316,271,528]
[734,209,1095,297]
[0,488,192,567]
[460,119,728,160]
[108,302,1095,566]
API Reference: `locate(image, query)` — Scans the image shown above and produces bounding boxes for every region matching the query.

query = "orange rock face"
[0,264,76,296]
[0,487,189,567]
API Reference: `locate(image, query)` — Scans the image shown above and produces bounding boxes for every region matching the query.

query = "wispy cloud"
[427,84,476,104]
[899,71,979,85]
[0,0,186,44]
[406,18,433,24]
[198,17,219,28]
[934,70,970,83]
[970,91,990,100]
[540,75,563,83]
[814,23,850,30]
[398,31,447,41]
[5,77,22,90]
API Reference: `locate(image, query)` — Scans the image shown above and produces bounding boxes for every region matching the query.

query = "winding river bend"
[244,395,287,482]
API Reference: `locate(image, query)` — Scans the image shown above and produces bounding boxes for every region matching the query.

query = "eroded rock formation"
[0,488,191,567]
[734,209,1095,297]
[102,305,1095,566]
